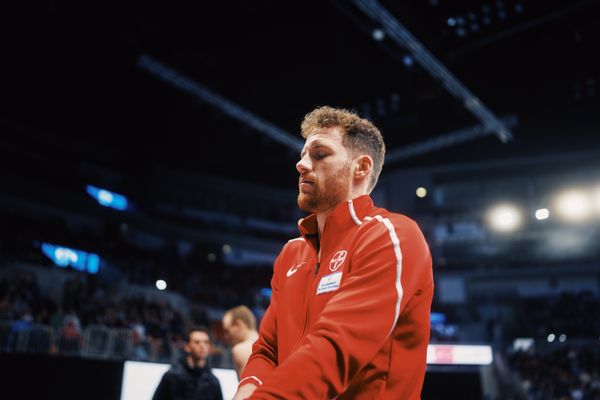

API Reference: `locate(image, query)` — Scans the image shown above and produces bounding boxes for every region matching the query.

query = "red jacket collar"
[297,195,374,240]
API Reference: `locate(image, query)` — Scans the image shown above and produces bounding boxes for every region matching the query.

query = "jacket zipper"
[302,262,319,337]
[302,232,324,337]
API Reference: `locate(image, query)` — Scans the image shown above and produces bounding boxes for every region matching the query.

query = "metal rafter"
[137,54,304,152]
[351,0,514,143]
[386,115,518,163]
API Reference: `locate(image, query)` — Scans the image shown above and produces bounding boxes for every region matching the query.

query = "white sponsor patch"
[316,272,343,295]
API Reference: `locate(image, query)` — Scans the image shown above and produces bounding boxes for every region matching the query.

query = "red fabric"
[241,195,434,399]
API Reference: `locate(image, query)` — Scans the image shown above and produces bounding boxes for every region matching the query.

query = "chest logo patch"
[329,250,348,272]
[316,272,343,295]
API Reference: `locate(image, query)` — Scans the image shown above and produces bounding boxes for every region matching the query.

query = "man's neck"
[188,356,206,369]
[315,192,370,233]
[239,329,259,343]
[316,210,333,236]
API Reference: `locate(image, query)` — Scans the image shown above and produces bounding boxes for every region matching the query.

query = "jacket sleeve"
[213,375,224,400]
[249,216,432,399]
[237,249,284,389]
[152,371,172,400]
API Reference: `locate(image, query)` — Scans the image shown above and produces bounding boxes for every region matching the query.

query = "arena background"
[1,1,599,399]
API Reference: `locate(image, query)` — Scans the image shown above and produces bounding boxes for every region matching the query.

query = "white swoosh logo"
[286,262,305,277]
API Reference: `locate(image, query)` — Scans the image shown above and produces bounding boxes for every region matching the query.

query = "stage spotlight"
[535,208,550,220]
[554,189,592,222]
[156,280,167,291]
[416,187,428,198]
[547,333,555,343]
[487,204,522,232]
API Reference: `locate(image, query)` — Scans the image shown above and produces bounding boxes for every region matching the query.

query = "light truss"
[352,0,514,143]
[386,115,518,164]
[137,54,304,152]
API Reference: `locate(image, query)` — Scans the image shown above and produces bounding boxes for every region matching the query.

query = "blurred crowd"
[0,209,274,311]
[0,270,221,361]
[516,292,600,340]
[509,346,600,400]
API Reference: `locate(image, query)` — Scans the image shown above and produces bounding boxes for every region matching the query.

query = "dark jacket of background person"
[152,356,223,400]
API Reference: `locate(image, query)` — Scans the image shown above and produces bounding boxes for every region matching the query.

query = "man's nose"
[296,154,311,174]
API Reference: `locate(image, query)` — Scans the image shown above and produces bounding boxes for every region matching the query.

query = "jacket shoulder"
[280,236,308,254]
[285,236,307,245]
[206,370,221,384]
[161,364,182,382]
[360,209,423,236]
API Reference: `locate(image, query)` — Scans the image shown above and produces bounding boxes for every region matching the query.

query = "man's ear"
[354,155,373,178]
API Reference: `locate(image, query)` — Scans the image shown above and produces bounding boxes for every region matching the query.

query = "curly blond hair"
[301,106,385,193]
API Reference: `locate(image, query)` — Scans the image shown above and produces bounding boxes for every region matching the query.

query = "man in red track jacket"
[233,106,434,399]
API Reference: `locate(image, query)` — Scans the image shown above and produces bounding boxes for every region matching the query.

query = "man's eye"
[314,152,326,159]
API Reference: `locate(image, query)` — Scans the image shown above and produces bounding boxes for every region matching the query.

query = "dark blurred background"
[1,1,599,399]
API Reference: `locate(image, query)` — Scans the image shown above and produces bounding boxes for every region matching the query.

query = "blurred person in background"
[222,305,259,377]
[234,106,434,399]
[57,310,81,354]
[153,326,223,400]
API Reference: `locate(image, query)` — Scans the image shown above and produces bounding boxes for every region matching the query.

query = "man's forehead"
[191,331,209,340]
[302,127,344,151]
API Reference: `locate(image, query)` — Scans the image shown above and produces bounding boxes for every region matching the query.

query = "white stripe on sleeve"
[374,215,404,337]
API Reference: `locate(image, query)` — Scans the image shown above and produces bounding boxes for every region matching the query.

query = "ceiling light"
[156,280,167,290]
[487,204,522,232]
[535,208,550,220]
[554,189,592,222]
[372,29,385,41]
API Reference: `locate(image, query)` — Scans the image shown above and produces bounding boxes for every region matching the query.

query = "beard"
[297,161,351,213]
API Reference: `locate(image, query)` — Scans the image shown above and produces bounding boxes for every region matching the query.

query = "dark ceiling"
[3,0,599,194]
